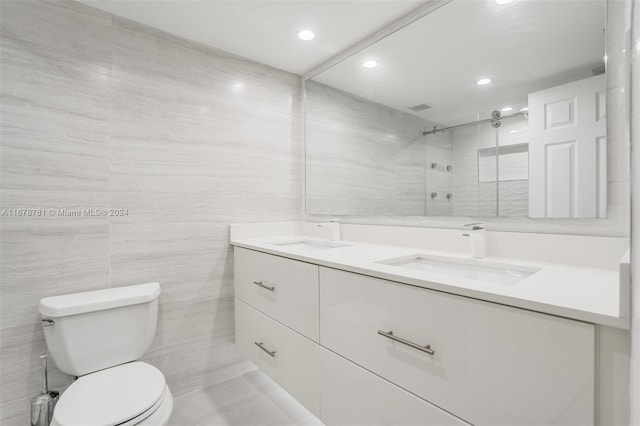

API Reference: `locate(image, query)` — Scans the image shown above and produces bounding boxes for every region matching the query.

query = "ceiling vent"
[408,103,432,112]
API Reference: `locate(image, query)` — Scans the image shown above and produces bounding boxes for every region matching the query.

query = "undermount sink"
[378,254,540,285]
[270,239,350,252]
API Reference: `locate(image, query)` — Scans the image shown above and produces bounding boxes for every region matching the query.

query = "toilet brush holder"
[30,354,59,426]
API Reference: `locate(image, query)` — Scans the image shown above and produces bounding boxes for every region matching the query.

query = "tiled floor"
[168,369,324,426]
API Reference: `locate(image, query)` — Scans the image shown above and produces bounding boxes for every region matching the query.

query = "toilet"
[39,282,173,426]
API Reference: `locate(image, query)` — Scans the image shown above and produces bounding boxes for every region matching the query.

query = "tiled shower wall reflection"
[306,80,529,218]
[424,131,454,216]
[449,117,529,217]
[0,1,301,422]
[305,81,427,216]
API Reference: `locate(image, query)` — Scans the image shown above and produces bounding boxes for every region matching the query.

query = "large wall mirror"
[305,0,607,219]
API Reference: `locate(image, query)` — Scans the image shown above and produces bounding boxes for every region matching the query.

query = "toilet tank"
[39,283,161,377]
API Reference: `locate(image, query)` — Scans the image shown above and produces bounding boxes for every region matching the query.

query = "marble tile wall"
[494,118,529,217]
[305,78,530,219]
[0,1,112,419]
[451,118,529,217]
[424,132,454,216]
[451,125,486,216]
[498,181,529,218]
[0,1,301,423]
[305,80,427,216]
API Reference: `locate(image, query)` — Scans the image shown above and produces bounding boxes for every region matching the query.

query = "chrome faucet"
[462,222,487,258]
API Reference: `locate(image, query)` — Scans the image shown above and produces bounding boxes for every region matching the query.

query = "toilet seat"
[51,362,170,426]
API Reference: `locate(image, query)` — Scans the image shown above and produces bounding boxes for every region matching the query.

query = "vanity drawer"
[234,247,319,341]
[235,299,320,416]
[319,267,595,426]
[320,347,469,426]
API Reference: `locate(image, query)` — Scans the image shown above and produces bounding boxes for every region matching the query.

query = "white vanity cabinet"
[234,248,321,416]
[234,248,599,426]
[320,267,596,426]
[234,247,319,341]
[235,299,321,415]
[319,346,469,426]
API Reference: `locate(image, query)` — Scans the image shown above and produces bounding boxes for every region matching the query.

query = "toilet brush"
[30,354,59,426]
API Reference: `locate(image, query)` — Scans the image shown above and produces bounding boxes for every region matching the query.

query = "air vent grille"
[408,103,432,112]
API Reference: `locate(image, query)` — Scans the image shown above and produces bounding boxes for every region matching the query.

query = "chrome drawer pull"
[254,341,276,357]
[377,330,435,355]
[253,281,275,292]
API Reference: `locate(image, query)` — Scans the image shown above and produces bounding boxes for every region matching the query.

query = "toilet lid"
[53,362,166,426]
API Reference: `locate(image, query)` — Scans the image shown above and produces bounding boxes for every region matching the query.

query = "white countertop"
[231,235,629,329]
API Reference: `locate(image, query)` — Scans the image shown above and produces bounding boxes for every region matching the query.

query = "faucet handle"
[463,222,485,230]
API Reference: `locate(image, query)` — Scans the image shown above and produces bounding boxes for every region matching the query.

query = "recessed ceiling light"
[231,82,244,93]
[363,60,378,69]
[509,130,518,134]
[520,107,529,112]
[501,106,513,112]
[297,30,315,41]
[496,0,513,4]
[476,78,492,86]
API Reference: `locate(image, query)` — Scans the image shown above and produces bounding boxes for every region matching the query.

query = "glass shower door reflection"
[425,120,498,217]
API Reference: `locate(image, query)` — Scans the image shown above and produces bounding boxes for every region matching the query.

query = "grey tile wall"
[305,81,526,218]
[0,1,112,418]
[0,1,301,423]
[450,121,527,217]
[305,81,427,216]
[424,132,454,216]
[451,125,482,216]
[498,181,530,217]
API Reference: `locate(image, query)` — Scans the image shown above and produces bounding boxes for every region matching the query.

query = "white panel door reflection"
[529,74,606,218]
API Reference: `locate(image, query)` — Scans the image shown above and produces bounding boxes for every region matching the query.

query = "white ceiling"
[78,0,427,75]
[313,0,606,126]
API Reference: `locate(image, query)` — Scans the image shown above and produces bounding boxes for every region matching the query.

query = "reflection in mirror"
[305,0,606,218]
[306,81,428,216]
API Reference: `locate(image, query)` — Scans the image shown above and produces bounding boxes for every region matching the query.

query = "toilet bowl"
[39,283,173,426]
[50,362,173,426]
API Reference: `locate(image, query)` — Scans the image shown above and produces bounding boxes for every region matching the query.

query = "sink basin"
[270,239,350,252]
[378,254,539,285]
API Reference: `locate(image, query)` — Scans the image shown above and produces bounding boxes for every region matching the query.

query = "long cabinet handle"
[377,330,435,356]
[254,341,276,357]
[253,281,275,292]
